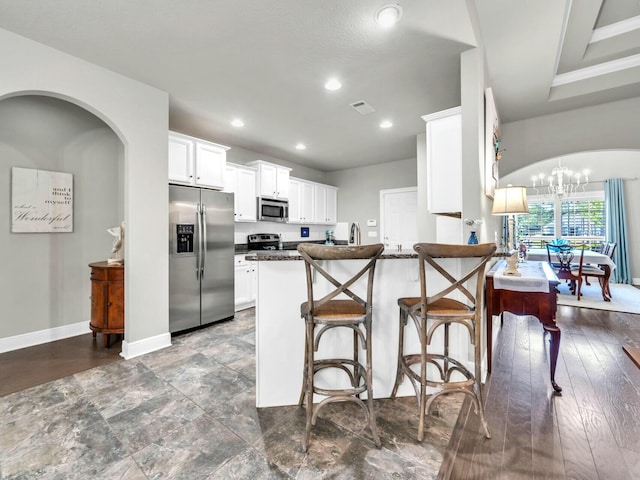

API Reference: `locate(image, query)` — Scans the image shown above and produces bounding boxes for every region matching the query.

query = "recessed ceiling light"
[324,78,342,91]
[295,143,307,150]
[231,118,244,127]
[380,120,393,129]
[375,4,402,28]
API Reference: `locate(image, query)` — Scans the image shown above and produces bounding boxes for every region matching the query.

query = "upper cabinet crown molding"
[168,131,230,190]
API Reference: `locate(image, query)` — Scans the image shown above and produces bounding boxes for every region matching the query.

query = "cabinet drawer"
[91,266,124,281]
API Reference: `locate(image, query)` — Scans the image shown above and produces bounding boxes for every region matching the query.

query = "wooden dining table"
[524,247,616,300]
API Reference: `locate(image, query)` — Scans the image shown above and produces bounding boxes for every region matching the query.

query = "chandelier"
[531,159,590,198]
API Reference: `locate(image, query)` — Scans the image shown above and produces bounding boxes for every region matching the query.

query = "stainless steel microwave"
[257,197,288,222]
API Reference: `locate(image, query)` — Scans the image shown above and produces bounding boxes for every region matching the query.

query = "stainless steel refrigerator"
[169,185,234,333]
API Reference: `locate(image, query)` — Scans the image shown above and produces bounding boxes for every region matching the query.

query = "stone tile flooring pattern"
[0,309,462,479]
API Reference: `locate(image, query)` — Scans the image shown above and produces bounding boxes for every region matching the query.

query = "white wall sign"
[11,167,73,233]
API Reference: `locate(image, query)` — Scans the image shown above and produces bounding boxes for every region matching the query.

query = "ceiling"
[0,0,639,172]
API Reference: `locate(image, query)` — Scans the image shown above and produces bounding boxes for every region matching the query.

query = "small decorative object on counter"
[325,229,335,245]
[278,234,283,250]
[467,231,478,245]
[518,241,527,262]
[503,252,521,276]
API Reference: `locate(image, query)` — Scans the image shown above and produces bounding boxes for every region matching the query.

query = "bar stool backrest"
[297,243,385,316]
[413,243,497,315]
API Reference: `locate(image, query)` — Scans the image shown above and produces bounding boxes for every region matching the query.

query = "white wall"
[0,28,170,357]
[324,158,418,244]
[500,97,640,176]
[0,96,122,339]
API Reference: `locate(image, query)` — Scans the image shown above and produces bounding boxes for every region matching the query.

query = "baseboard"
[0,321,90,354]
[633,277,639,286]
[120,332,172,360]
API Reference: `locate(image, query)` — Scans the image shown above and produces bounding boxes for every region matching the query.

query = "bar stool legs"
[391,243,495,442]
[296,243,384,452]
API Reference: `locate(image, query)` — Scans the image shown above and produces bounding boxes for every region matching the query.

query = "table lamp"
[491,185,529,253]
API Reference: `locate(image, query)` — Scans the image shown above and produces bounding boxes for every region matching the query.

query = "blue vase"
[468,231,478,245]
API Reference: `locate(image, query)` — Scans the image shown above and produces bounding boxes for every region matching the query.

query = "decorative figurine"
[107,221,125,265]
[503,252,521,276]
[518,241,528,262]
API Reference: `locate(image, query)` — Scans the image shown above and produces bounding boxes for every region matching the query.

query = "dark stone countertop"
[244,248,418,261]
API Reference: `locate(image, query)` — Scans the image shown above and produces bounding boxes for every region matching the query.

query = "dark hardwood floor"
[443,304,640,479]
[3,305,640,478]
[0,332,122,397]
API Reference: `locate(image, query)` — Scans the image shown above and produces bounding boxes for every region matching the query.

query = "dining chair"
[546,243,577,293]
[570,244,608,300]
[583,242,615,299]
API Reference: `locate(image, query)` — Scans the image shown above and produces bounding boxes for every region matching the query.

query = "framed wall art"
[484,87,501,199]
[11,167,73,233]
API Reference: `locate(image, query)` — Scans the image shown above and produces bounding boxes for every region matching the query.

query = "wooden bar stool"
[391,242,496,441]
[297,243,384,452]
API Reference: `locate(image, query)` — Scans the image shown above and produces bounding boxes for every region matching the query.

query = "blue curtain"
[605,178,631,284]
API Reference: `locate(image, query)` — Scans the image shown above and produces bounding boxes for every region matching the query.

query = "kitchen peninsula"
[248,249,480,408]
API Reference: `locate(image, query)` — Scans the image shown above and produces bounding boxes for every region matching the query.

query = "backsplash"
[234,222,338,244]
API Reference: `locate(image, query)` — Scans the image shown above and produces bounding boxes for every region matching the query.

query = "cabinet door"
[195,142,226,189]
[288,179,302,223]
[107,280,125,330]
[259,163,278,198]
[234,259,252,309]
[223,164,237,193]
[325,187,337,224]
[300,182,314,223]
[236,167,257,222]
[168,135,194,184]
[90,280,107,329]
[275,167,290,200]
[314,186,327,224]
[425,110,462,214]
[249,262,257,302]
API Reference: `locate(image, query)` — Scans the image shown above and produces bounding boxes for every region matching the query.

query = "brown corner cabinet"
[89,261,124,348]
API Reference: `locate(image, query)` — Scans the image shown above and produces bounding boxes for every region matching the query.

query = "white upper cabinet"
[224,163,257,222]
[168,134,194,184]
[248,160,291,200]
[422,107,462,215]
[288,179,314,223]
[289,177,337,224]
[314,184,337,224]
[169,132,229,190]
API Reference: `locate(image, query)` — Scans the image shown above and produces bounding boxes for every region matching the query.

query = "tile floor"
[0,309,462,479]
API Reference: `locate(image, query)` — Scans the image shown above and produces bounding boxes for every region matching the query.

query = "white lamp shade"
[492,186,529,215]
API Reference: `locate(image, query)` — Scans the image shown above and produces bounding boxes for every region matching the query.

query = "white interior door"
[380,187,418,250]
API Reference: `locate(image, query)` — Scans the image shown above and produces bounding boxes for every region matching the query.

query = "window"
[517,191,605,247]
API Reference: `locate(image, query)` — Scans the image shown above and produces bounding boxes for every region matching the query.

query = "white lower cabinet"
[234,255,257,311]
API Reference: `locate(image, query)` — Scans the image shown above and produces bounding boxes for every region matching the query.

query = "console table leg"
[544,325,562,392]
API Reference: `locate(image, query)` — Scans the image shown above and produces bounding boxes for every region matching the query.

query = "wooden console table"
[89,261,124,348]
[486,260,562,392]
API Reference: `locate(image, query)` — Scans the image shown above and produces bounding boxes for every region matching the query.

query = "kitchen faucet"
[349,222,361,245]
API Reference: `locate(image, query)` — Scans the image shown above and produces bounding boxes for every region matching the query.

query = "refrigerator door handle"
[201,204,207,278]
[196,202,202,280]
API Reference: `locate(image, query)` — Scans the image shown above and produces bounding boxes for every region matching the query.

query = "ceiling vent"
[350,100,376,115]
